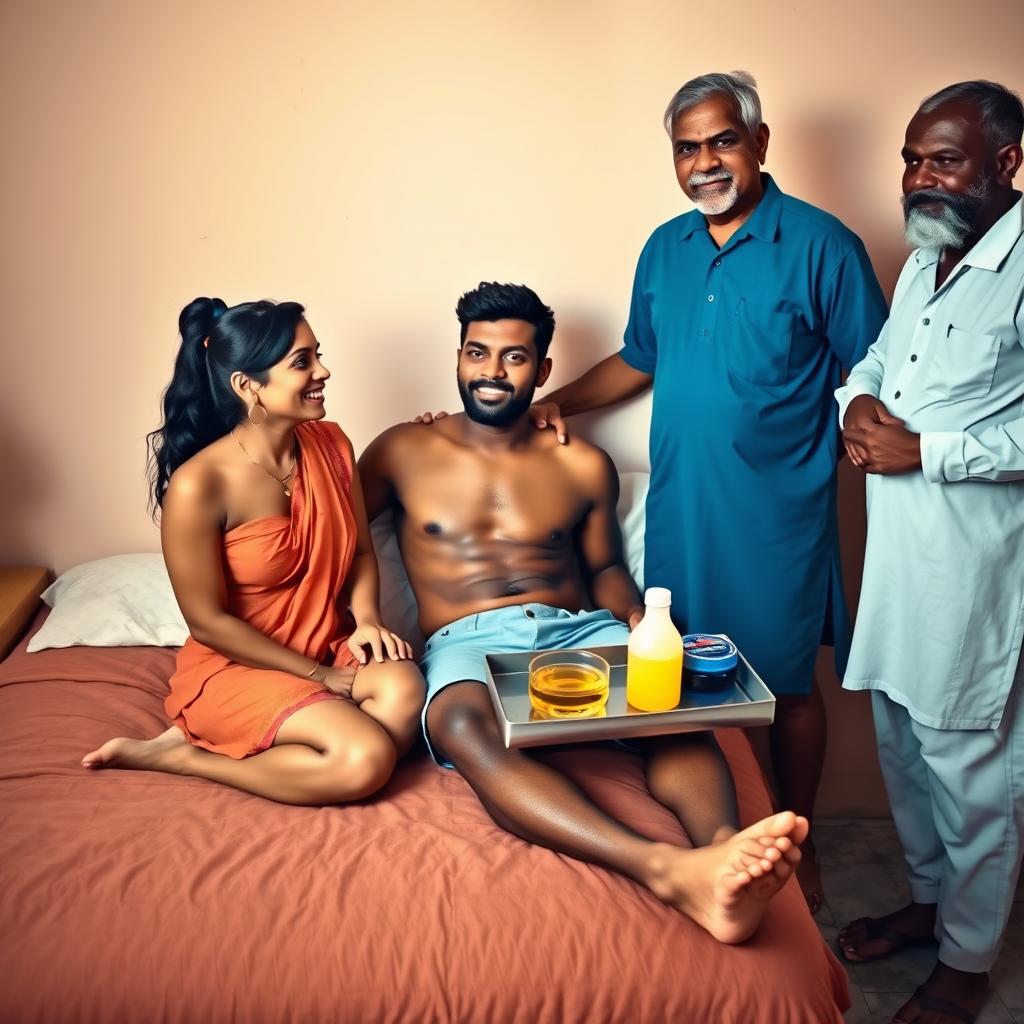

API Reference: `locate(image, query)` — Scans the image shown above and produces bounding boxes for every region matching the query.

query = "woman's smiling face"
[250,319,331,423]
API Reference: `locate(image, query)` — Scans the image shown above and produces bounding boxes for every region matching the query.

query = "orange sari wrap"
[165,420,361,759]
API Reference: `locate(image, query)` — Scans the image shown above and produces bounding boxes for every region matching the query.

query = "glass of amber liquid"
[528,650,610,719]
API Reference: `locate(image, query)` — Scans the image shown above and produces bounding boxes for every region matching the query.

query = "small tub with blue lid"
[682,634,739,693]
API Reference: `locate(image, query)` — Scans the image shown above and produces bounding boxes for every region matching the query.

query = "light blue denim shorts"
[419,603,630,767]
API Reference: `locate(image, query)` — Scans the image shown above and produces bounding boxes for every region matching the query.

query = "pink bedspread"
[0,613,849,1023]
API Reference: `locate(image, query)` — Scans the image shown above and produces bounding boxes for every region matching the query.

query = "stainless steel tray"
[484,638,775,749]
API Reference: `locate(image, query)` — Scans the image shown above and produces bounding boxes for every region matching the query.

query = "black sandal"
[910,985,977,1023]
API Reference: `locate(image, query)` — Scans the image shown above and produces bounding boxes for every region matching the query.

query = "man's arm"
[916,308,1024,483]
[821,241,888,374]
[835,319,891,427]
[573,447,644,627]
[541,353,652,419]
[917,418,1024,483]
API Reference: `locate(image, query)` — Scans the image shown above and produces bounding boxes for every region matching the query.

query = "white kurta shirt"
[835,195,1024,729]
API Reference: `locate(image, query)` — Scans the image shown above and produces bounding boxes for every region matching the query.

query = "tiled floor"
[814,819,1024,1023]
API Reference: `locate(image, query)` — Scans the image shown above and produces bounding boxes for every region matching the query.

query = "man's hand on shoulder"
[411,410,448,424]
[530,401,568,445]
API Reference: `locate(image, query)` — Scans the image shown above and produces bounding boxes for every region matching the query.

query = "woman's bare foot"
[645,811,808,943]
[82,726,190,773]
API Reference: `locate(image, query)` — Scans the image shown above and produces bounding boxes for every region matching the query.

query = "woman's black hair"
[147,297,305,514]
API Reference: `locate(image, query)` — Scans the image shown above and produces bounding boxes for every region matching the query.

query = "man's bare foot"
[796,837,824,915]
[838,901,937,963]
[82,726,190,773]
[891,962,988,1024]
[646,811,808,943]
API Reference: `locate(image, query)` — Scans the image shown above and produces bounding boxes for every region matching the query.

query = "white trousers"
[871,676,1024,973]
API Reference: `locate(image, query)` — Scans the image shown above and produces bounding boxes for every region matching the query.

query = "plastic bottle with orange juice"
[626,587,683,711]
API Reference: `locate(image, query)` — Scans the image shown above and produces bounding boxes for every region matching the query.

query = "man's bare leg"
[639,732,739,846]
[769,680,827,912]
[429,683,807,943]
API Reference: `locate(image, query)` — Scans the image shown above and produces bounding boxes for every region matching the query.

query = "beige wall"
[2,0,1021,812]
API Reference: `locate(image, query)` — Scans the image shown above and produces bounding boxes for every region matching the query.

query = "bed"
[0,608,850,1023]
[1,471,850,1022]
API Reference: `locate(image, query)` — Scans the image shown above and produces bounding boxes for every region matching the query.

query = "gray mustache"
[903,189,954,211]
[689,171,734,186]
[902,188,977,219]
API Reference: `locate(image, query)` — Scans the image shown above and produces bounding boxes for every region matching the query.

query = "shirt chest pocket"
[924,325,1001,403]
[727,301,796,387]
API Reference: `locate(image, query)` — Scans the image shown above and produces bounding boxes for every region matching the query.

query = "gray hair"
[663,71,763,137]
[919,80,1024,149]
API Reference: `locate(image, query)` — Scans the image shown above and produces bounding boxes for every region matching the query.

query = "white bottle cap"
[644,587,671,608]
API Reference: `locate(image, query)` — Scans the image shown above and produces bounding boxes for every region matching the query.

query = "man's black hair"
[456,282,556,361]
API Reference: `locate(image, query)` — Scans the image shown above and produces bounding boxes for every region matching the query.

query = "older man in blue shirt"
[533,72,888,910]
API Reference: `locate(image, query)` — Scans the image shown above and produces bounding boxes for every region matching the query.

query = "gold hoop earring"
[247,398,267,425]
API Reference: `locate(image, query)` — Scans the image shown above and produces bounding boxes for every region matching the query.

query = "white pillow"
[27,554,188,652]
[372,469,650,650]
[617,470,649,591]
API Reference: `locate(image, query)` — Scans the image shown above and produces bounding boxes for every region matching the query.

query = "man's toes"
[737,839,781,862]
[790,815,810,846]
[766,810,797,836]
[732,848,776,874]
[782,842,802,865]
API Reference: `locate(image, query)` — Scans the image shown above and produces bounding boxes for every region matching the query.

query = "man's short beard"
[688,170,739,216]
[458,377,536,427]
[902,175,991,250]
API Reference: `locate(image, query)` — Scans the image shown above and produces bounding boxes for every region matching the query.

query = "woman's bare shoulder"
[165,436,233,506]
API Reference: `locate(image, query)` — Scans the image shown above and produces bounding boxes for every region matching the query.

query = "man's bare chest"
[395,455,587,549]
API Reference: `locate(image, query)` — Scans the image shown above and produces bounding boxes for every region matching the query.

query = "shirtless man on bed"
[359,282,807,943]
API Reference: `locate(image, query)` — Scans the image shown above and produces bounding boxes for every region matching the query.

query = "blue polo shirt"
[620,174,887,694]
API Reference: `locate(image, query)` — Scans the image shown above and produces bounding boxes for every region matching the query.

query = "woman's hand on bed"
[347,623,415,664]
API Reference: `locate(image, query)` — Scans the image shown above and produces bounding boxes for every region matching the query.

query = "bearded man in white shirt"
[834,80,1024,1024]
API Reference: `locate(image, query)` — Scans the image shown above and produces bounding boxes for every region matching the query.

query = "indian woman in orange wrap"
[83,297,424,804]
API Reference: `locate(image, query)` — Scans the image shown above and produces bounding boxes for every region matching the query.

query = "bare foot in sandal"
[890,961,988,1023]
[838,901,937,963]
